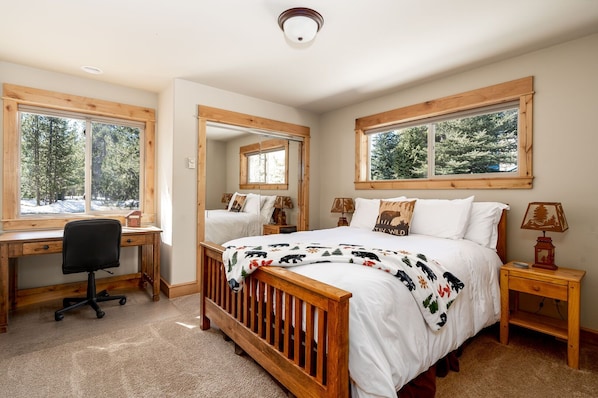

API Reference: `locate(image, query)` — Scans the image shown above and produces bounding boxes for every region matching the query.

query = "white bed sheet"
[225,226,502,398]
[205,209,262,245]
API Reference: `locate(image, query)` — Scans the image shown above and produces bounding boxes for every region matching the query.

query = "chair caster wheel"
[119,297,127,305]
[96,310,105,319]
[62,298,70,307]
[98,290,109,298]
[55,313,64,321]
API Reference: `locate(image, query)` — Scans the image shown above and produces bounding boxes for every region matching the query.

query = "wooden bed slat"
[200,241,351,397]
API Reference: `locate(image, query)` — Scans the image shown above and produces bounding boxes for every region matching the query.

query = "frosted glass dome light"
[278,8,324,44]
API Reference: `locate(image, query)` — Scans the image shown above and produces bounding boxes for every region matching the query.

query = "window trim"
[2,84,156,230]
[239,138,289,190]
[355,77,534,190]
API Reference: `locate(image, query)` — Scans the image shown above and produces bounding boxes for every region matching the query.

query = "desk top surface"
[0,226,161,243]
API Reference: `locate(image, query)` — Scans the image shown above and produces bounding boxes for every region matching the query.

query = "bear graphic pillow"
[373,200,416,236]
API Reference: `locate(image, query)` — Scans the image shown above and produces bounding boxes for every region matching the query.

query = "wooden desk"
[0,226,161,333]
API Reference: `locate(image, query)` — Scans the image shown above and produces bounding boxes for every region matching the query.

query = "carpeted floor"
[1,289,596,397]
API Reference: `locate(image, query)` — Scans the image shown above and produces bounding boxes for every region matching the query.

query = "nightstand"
[500,261,586,368]
[263,224,297,235]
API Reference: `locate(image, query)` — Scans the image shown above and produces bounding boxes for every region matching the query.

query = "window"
[3,84,156,230]
[355,77,534,189]
[239,138,289,190]
[19,108,143,215]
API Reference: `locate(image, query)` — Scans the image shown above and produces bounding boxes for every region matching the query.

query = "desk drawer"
[22,241,62,255]
[121,234,150,247]
[509,276,568,301]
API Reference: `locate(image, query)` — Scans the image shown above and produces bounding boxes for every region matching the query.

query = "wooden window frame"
[355,77,534,190]
[239,138,289,190]
[2,84,156,230]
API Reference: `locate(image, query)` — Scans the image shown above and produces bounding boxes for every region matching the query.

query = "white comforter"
[204,209,262,245]
[225,226,502,398]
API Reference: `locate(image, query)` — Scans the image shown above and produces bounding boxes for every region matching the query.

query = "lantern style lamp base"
[337,216,348,227]
[532,236,558,270]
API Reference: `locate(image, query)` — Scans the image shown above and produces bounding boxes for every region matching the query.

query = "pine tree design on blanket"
[223,242,465,331]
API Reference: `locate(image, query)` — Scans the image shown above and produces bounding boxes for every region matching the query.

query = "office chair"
[55,219,127,321]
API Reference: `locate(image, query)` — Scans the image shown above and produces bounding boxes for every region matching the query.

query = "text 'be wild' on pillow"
[373,200,416,236]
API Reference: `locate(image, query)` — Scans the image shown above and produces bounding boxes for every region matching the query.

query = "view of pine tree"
[20,113,84,205]
[370,126,427,180]
[369,109,517,180]
[91,122,140,206]
[435,110,517,175]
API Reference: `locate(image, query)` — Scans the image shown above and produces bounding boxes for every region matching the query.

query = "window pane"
[91,122,141,211]
[20,112,85,214]
[369,126,428,180]
[247,149,286,183]
[434,108,518,176]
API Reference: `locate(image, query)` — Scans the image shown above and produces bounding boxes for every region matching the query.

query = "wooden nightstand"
[500,261,585,368]
[263,224,297,235]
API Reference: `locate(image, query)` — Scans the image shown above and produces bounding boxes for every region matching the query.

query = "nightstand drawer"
[508,276,568,300]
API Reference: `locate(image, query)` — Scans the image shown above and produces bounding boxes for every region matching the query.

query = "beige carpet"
[1,290,597,397]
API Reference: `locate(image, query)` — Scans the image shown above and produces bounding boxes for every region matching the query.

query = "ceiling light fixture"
[278,7,324,44]
[81,65,103,75]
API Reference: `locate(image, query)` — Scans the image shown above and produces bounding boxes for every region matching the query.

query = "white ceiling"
[2,0,598,114]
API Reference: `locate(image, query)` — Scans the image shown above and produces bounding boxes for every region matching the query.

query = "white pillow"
[260,195,277,224]
[349,197,407,230]
[242,193,262,215]
[410,196,475,239]
[464,202,510,249]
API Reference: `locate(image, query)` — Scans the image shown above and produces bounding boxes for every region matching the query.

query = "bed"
[200,197,508,397]
[204,192,277,244]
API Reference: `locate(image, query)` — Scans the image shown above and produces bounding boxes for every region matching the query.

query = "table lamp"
[331,197,355,227]
[274,196,293,225]
[520,202,568,270]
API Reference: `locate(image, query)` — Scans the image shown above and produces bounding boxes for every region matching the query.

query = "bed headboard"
[496,209,507,264]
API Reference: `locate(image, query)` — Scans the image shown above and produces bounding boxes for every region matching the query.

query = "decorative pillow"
[260,195,277,223]
[464,202,510,249]
[373,200,416,236]
[227,192,240,211]
[242,193,262,215]
[350,197,407,230]
[410,196,475,239]
[229,194,247,212]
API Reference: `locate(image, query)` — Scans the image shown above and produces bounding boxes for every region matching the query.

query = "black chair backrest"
[62,219,122,274]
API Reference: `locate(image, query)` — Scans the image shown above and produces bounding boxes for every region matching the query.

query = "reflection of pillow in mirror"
[227,192,240,211]
[243,193,262,215]
[350,197,407,230]
[229,194,247,212]
[260,195,277,223]
[410,196,474,239]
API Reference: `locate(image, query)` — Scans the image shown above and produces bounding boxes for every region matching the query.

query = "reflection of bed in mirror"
[204,192,277,244]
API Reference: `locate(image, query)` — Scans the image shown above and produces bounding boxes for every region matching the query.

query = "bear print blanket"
[222,242,465,331]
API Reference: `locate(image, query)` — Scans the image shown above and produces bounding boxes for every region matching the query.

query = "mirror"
[196,106,310,249]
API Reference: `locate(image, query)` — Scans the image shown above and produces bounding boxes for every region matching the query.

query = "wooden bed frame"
[200,211,507,397]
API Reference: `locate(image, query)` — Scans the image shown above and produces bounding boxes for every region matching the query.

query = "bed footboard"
[200,241,352,398]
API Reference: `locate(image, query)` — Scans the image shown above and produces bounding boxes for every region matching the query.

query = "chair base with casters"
[55,270,127,321]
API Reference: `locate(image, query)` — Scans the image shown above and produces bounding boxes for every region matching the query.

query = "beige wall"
[317,33,598,331]
[158,78,320,285]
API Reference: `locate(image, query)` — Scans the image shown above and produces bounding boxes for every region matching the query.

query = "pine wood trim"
[354,77,534,190]
[1,84,156,230]
[197,106,311,293]
[239,138,289,190]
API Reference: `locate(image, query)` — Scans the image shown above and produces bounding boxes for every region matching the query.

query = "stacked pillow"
[349,195,508,250]
[226,192,278,224]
